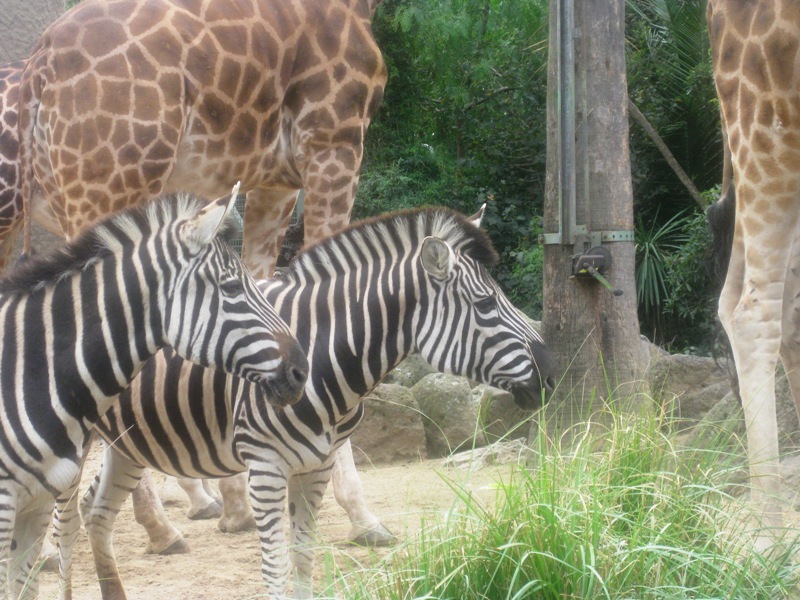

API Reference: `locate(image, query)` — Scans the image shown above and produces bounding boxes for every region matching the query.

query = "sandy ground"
[35,447,513,600]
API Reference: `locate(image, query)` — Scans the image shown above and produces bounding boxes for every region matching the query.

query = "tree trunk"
[0,0,65,63]
[542,0,648,426]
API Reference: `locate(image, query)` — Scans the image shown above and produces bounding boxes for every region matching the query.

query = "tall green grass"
[323,405,800,600]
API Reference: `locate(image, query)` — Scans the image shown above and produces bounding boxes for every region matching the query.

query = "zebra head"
[161,186,308,407]
[415,207,556,410]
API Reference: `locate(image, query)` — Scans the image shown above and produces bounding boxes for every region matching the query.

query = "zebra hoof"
[37,554,58,573]
[217,513,257,533]
[348,523,398,547]
[187,500,224,520]
[148,535,190,555]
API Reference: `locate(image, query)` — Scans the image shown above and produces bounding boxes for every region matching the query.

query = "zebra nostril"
[288,363,309,392]
[545,376,556,393]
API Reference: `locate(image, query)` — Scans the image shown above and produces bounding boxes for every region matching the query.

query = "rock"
[648,353,732,426]
[349,384,427,465]
[412,373,486,458]
[381,354,436,388]
[684,370,800,455]
[475,385,533,443]
[442,439,532,471]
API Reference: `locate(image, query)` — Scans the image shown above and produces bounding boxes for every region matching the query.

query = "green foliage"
[626,0,721,213]
[635,204,720,354]
[635,210,690,331]
[626,0,722,352]
[504,219,544,320]
[362,0,549,315]
[323,403,800,599]
[661,206,719,353]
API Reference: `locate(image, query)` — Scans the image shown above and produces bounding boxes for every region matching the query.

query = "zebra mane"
[288,206,499,276]
[0,193,237,295]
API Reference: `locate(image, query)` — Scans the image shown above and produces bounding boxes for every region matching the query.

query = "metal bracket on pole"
[540,229,633,246]
[571,246,624,296]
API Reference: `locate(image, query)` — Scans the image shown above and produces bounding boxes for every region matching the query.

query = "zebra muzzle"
[262,331,309,407]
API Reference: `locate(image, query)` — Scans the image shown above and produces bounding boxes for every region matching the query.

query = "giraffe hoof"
[348,523,398,547]
[187,500,224,520]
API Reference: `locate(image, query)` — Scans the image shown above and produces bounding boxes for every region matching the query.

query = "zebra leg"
[131,470,188,555]
[332,440,396,546]
[248,465,292,597]
[0,484,15,596]
[175,478,223,521]
[288,464,334,599]
[53,477,84,600]
[80,456,137,599]
[9,501,52,600]
[217,472,256,532]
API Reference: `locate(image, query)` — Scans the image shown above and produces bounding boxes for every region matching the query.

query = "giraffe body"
[18,0,386,278]
[709,0,800,545]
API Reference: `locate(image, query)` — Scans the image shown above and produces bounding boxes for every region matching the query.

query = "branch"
[464,86,517,111]
[627,98,706,208]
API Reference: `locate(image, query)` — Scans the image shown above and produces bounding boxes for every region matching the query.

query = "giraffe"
[18,0,386,280]
[707,0,800,547]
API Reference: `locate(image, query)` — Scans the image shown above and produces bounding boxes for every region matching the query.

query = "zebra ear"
[420,236,455,279]
[184,182,241,253]
[468,203,486,228]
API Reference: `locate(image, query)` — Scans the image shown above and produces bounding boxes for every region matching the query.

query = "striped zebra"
[0,187,308,598]
[54,206,556,599]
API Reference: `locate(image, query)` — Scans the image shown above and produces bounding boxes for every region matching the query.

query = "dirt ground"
[36,447,513,599]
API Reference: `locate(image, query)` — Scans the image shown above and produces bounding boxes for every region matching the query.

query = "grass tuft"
[322,403,800,600]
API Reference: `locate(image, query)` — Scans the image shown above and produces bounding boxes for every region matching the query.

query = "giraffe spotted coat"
[18,0,387,279]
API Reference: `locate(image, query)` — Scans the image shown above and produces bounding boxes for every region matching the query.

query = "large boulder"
[647,353,732,426]
[475,385,534,443]
[442,439,532,470]
[381,354,436,388]
[350,384,427,465]
[412,373,486,458]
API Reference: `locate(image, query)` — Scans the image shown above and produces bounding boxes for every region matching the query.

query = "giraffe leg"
[719,219,794,548]
[241,188,298,279]
[217,472,256,533]
[778,232,800,508]
[300,145,362,249]
[288,462,334,599]
[0,215,22,272]
[175,478,223,521]
[332,440,396,546]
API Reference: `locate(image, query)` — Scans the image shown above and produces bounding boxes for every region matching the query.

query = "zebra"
[54,206,556,600]
[0,185,308,598]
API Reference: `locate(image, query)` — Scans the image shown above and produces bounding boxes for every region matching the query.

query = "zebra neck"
[49,260,160,419]
[264,262,417,416]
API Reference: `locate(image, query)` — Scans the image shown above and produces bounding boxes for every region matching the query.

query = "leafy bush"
[661,204,721,354]
[635,200,721,354]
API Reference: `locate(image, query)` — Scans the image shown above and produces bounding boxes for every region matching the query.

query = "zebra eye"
[474,293,497,312]
[220,276,245,297]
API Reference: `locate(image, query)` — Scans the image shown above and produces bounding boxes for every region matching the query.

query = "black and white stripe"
[57,206,556,599]
[0,190,305,597]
